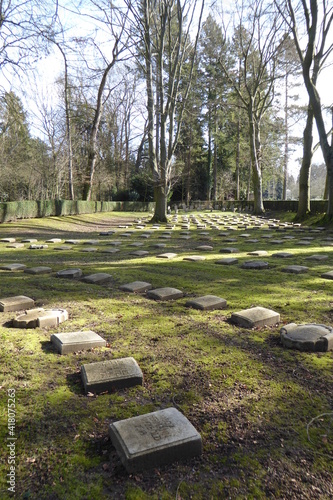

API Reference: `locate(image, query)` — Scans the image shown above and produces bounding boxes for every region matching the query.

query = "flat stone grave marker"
[0,295,35,312]
[51,330,106,354]
[0,263,26,271]
[156,253,177,259]
[272,252,293,258]
[109,407,202,473]
[248,239,259,243]
[152,243,166,249]
[54,245,73,251]
[159,235,171,239]
[241,261,269,270]
[219,248,239,254]
[13,308,68,328]
[186,295,227,311]
[56,268,83,279]
[81,357,143,394]
[65,239,81,244]
[140,234,151,239]
[195,245,213,251]
[100,231,115,235]
[7,243,25,248]
[183,256,205,262]
[21,238,38,243]
[100,248,119,254]
[269,240,285,245]
[84,240,100,245]
[119,281,152,293]
[297,240,313,245]
[130,250,150,257]
[231,306,280,328]
[247,250,269,256]
[129,242,144,247]
[305,254,328,261]
[0,238,16,243]
[120,233,132,238]
[24,266,52,275]
[281,265,309,274]
[108,241,122,246]
[82,273,113,284]
[224,237,238,242]
[180,236,191,240]
[215,258,238,265]
[81,247,98,252]
[29,244,48,249]
[46,238,62,243]
[280,323,333,352]
[321,270,333,280]
[147,287,183,301]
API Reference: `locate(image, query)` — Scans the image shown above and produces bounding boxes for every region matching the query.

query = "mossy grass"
[0,210,332,498]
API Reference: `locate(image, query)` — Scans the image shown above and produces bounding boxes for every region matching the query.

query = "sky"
[1,0,333,181]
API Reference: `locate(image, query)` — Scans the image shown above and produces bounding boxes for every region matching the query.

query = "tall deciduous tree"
[283,0,333,217]
[220,0,285,214]
[131,0,204,222]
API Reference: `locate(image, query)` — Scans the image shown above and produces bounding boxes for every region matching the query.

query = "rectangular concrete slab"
[119,281,152,293]
[24,266,52,275]
[186,295,227,311]
[147,287,183,301]
[230,306,280,328]
[82,273,112,284]
[0,263,27,271]
[109,407,202,472]
[51,330,106,354]
[0,295,35,312]
[81,357,143,394]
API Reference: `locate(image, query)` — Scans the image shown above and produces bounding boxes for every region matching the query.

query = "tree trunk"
[297,103,313,219]
[152,185,168,222]
[249,106,264,214]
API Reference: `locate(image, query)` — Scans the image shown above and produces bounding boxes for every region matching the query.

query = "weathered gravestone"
[219,248,239,254]
[51,330,106,354]
[321,270,333,280]
[0,263,26,271]
[241,261,269,269]
[147,287,183,301]
[119,281,152,293]
[109,407,202,472]
[13,308,68,328]
[186,295,227,311]
[56,268,83,279]
[183,255,206,262]
[24,266,53,275]
[156,253,177,259]
[280,323,333,352]
[0,296,35,312]
[281,265,309,274]
[215,258,238,265]
[81,357,143,394]
[82,273,113,284]
[230,306,280,328]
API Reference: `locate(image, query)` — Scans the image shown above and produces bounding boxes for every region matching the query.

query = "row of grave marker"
[1,211,333,472]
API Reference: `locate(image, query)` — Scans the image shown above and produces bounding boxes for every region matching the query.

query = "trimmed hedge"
[0,200,155,223]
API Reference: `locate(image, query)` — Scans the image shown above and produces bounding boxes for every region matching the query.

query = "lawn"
[0,210,332,499]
